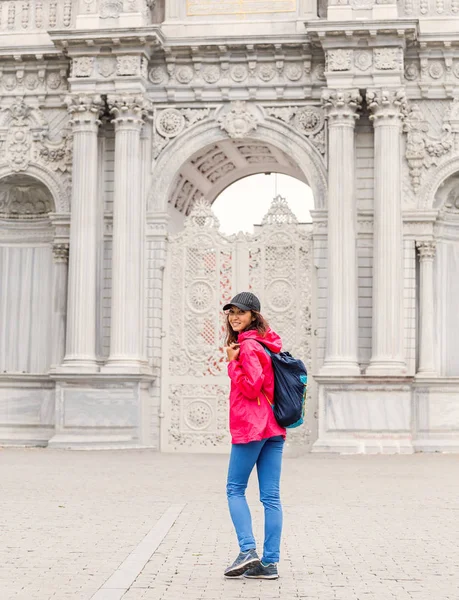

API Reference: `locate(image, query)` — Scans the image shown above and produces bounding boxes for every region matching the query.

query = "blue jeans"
[226,435,284,564]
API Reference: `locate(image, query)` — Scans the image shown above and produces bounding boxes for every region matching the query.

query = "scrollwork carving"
[217,101,258,139]
[266,105,326,155]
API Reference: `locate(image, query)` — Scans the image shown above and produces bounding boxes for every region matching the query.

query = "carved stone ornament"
[155,108,186,138]
[53,243,70,263]
[416,240,436,260]
[373,48,401,71]
[65,94,104,128]
[72,57,94,78]
[202,65,220,84]
[327,49,353,72]
[149,65,167,84]
[108,94,149,126]
[152,107,211,159]
[98,57,116,78]
[175,65,194,84]
[285,64,303,81]
[230,65,248,83]
[354,51,373,72]
[0,177,53,218]
[261,194,298,226]
[266,105,325,155]
[4,102,34,172]
[100,0,123,18]
[322,89,362,120]
[366,88,407,120]
[258,64,276,82]
[403,102,453,192]
[117,56,141,77]
[428,61,444,80]
[217,101,258,139]
[404,63,419,81]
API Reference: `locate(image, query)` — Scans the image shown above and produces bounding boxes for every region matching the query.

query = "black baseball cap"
[223,292,261,312]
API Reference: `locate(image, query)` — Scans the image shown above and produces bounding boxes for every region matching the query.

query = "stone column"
[103,94,149,374]
[416,241,437,376]
[51,243,69,368]
[61,95,103,372]
[366,89,407,376]
[320,89,361,376]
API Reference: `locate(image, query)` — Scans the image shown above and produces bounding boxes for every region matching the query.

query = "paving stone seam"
[90,504,185,600]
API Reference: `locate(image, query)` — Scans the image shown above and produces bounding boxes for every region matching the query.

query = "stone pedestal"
[320,89,361,376]
[416,241,437,377]
[102,94,150,374]
[366,89,407,376]
[60,95,103,373]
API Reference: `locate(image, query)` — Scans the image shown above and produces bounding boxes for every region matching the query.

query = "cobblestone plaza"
[1,449,459,600]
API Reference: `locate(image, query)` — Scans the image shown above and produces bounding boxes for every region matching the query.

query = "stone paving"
[1,448,459,600]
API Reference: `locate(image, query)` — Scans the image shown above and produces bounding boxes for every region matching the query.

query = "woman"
[223,291,286,581]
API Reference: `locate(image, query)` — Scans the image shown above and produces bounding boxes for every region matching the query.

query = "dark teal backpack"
[257,342,308,429]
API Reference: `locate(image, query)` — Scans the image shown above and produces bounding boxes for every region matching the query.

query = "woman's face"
[227,307,254,333]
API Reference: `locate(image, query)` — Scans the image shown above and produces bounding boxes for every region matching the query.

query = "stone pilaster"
[416,241,437,377]
[320,89,361,376]
[61,95,103,372]
[366,89,407,376]
[102,94,150,374]
[51,243,69,369]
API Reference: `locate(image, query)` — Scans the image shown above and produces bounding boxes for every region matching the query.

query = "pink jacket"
[227,328,287,444]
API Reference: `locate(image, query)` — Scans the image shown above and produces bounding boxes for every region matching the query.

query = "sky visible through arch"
[212,173,314,235]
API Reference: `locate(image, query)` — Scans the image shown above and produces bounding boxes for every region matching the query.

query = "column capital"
[107,93,151,128]
[65,94,104,131]
[366,88,407,123]
[53,243,69,264]
[321,89,362,124]
[416,240,436,260]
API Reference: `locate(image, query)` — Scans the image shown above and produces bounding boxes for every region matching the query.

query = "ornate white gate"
[160,197,314,453]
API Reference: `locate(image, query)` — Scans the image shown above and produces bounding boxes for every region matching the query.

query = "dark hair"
[225,311,269,346]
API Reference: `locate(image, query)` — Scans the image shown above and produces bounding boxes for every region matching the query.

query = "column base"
[101,358,152,376]
[319,361,361,376]
[415,370,438,379]
[55,359,100,374]
[365,361,407,377]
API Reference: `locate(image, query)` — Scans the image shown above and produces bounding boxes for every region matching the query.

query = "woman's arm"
[227,341,265,399]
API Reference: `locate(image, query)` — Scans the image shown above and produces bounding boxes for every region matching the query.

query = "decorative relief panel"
[152,107,211,158]
[0,0,74,31]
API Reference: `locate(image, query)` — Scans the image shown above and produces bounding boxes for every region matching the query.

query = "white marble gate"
[160,196,314,453]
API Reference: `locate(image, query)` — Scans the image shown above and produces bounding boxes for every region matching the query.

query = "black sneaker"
[243,562,279,580]
[224,549,261,578]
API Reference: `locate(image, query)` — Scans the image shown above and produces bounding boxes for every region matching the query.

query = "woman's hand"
[225,343,240,362]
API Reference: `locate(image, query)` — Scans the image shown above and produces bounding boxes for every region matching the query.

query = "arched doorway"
[158,139,318,453]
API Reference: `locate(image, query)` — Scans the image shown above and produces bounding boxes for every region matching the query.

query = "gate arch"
[148,114,327,212]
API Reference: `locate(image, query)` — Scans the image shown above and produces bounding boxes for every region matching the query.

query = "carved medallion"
[175,65,194,84]
[24,73,39,90]
[117,56,139,76]
[258,64,275,82]
[293,107,324,137]
[429,61,444,80]
[184,401,213,431]
[404,63,419,81]
[46,72,61,89]
[149,65,166,84]
[202,65,220,84]
[374,48,399,70]
[155,108,186,138]
[285,64,303,81]
[230,65,248,83]
[3,75,17,91]
[354,51,373,72]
